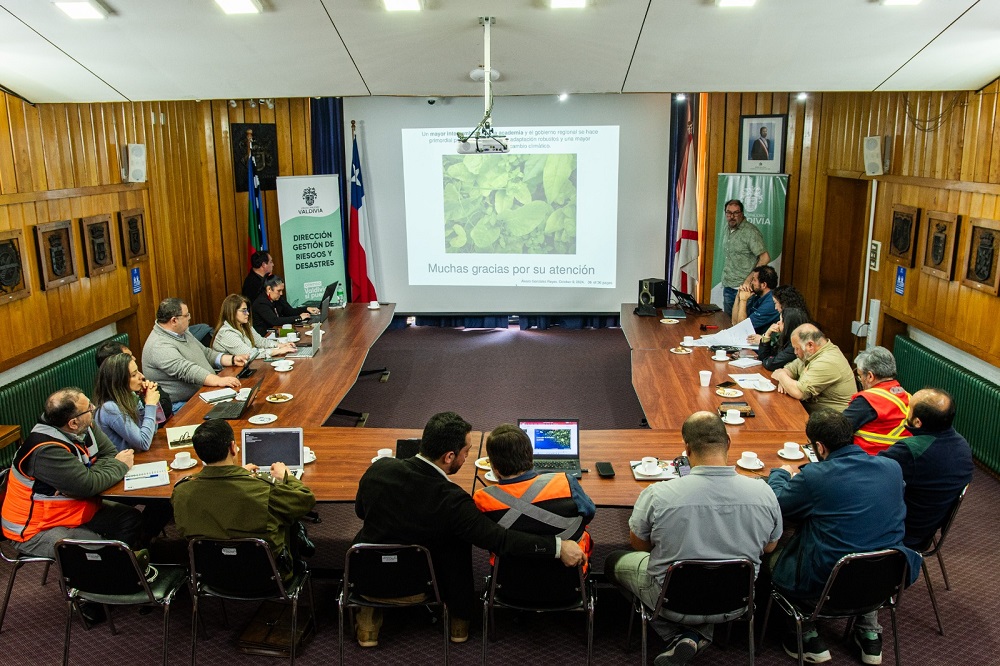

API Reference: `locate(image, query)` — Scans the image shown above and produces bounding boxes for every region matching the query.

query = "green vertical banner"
[711,174,788,305]
[276,175,346,307]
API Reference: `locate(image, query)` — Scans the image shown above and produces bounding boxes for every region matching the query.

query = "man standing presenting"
[878,388,974,549]
[2,388,140,559]
[353,412,585,647]
[172,420,316,581]
[142,298,246,411]
[767,409,920,665]
[772,324,856,413]
[720,200,770,316]
[605,412,781,666]
[843,346,911,454]
[242,250,275,302]
[732,265,780,334]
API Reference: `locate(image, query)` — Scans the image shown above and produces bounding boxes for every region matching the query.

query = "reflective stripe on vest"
[480,473,583,540]
[853,383,911,453]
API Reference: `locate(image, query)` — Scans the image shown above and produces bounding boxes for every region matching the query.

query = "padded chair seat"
[72,565,187,606]
[200,570,309,601]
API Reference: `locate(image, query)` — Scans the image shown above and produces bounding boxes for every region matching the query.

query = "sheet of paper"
[124,460,170,491]
[729,357,763,369]
[165,426,196,449]
[696,318,756,347]
[729,373,768,389]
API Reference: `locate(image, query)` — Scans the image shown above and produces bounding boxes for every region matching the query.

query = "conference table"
[105,302,809,509]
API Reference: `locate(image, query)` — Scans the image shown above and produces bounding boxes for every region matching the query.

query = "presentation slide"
[401,126,619,289]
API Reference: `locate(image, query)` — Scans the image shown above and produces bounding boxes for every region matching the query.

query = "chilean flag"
[348,136,378,302]
[671,101,699,294]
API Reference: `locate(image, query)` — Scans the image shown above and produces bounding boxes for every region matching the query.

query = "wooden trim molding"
[0,306,137,373]
[827,169,1000,197]
[0,182,147,206]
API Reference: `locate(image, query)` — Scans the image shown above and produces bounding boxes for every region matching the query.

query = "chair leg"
[890,607,901,666]
[161,603,171,666]
[640,613,648,666]
[747,614,755,665]
[442,604,450,666]
[0,561,21,633]
[586,594,594,666]
[935,547,951,591]
[191,594,199,666]
[106,604,117,635]
[759,594,773,647]
[624,598,637,652]
[290,595,298,666]
[482,596,489,666]
[338,595,345,666]
[63,598,74,666]
[42,561,51,585]
[923,560,945,636]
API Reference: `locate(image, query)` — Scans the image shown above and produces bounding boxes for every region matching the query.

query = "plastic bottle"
[336,284,346,307]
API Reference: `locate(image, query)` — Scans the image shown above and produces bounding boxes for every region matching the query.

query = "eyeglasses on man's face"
[72,404,97,419]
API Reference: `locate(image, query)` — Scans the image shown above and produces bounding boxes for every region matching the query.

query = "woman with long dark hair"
[756,306,811,371]
[94,353,161,452]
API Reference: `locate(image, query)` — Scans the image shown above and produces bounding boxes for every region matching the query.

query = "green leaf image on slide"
[442,153,578,254]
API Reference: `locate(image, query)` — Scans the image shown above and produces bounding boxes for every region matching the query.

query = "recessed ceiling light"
[716,0,756,7]
[558,93,569,102]
[881,0,920,5]
[797,92,808,101]
[384,0,422,11]
[53,1,108,19]
[214,0,263,15]
[550,0,587,8]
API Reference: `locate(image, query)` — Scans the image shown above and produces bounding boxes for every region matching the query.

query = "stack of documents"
[124,461,170,491]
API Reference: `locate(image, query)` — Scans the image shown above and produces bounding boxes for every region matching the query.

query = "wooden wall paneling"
[1,204,30,356]
[270,99,293,279]
[702,93,726,300]
[974,88,996,183]
[7,99,35,193]
[68,105,88,187]
[723,93,741,174]
[959,91,982,182]
[793,94,819,294]
[0,97,16,194]
[96,103,115,184]
[210,100,240,298]
[781,96,804,283]
[38,104,66,191]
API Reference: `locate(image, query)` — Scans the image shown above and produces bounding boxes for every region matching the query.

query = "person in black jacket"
[756,307,810,371]
[250,275,317,336]
[353,412,586,647]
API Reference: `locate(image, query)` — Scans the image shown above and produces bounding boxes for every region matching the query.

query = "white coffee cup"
[783,442,801,456]
[740,451,759,467]
[273,361,293,371]
[377,448,392,459]
[726,408,742,423]
[369,300,381,310]
[683,335,695,346]
[174,452,192,466]
[714,350,727,360]
[757,378,773,390]
[699,370,712,387]
[640,456,659,475]
[286,332,299,342]
[304,446,313,458]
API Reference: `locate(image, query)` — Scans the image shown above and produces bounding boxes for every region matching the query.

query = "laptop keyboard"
[535,460,577,470]
[205,401,246,420]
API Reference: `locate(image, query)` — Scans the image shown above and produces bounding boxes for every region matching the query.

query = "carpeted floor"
[325,324,647,431]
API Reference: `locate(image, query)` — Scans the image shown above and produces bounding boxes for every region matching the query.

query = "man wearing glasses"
[720,199,770,317]
[142,297,247,412]
[1,388,141,559]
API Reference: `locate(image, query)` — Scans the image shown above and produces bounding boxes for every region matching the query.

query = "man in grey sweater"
[142,298,247,411]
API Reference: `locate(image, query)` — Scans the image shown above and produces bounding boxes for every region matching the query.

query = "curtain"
[310,98,348,252]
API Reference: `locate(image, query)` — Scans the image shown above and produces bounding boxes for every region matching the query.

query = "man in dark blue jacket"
[767,409,920,665]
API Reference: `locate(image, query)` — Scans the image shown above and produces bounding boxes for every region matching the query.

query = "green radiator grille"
[0,333,129,467]
[895,335,1000,474]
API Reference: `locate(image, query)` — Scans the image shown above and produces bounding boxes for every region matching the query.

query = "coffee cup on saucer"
[286,332,299,343]
[757,378,773,390]
[739,451,760,468]
[173,452,192,468]
[682,335,695,346]
[782,442,802,458]
[640,456,659,475]
[713,349,728,361]
[273,360,293,372]
[376,448,392,459]
[368,301,381,310]
[725,408,743,423]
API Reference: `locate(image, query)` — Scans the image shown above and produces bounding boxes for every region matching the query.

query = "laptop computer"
[284,322,322,359]
[518,419,582,479]
[672,287,722,313]
[203,377,263,420]
[241,427,305,480]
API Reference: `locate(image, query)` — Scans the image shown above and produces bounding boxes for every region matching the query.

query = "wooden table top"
[106,428,808,508]
[619,303,732,350]
[169,303,396,427]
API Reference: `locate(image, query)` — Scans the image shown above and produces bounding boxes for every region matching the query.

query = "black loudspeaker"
[635,278,668,316]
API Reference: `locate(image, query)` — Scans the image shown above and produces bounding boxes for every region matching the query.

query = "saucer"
[170,459,197,471]
[484,470,498,482]
[475,457,491,470]
[304,329,324,337]
[660,318,679,325]
[713,355,730,362]
[371,455,392,464]
[634,467,665,478]
[669,347,692,355]
[368,304,380,310]
[756,384,777,392]
[778,449,805,460]
[274,366,293,372]
[265,393,293,403]
[304,451,317,464]
[716,388,744,398]
[736,459,764,470]
[248,414,278,425]
[722,416,746,425]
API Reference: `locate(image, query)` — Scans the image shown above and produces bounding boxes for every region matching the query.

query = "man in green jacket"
[172,419,315,579]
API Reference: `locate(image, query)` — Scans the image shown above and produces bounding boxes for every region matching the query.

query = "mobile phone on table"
[595,461,615,478]
[716,380,737,389]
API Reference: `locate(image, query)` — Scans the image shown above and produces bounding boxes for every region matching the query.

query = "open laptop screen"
[517,419,579,458]
[241,427,304,469]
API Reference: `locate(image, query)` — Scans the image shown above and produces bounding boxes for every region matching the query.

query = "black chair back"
[344,543,440,602]
[55,540,150,598]
[918,484,969,556]
[816,549,907,617]
[656,559,754,617]
[189,538,286,599]
[491,555,584,609]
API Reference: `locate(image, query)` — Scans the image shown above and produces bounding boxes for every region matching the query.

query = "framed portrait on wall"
[738,114,787,174]
[80,214,117,277]
[960,217,1000,296]
[34,220,79,290]
[919,211,959,281]
[0,229,31,304]
[118,208,149,265]
[887,204,920,268]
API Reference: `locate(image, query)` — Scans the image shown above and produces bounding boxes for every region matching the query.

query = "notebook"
[284,322,322,358]
[241,427,305,480]
[518,419,582,479]
[203,378,263,420]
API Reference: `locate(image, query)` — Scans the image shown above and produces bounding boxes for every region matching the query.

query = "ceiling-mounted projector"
[457,16,509,154]
[457,134,508,154]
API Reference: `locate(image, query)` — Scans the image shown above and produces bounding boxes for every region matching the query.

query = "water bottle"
[336,284,346,307]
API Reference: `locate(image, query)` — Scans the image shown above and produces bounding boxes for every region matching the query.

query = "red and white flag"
[672,114,699,294]
[348,135,378,302]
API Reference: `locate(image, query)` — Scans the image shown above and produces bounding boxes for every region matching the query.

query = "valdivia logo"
[302,187,318,206]
[740,185,764,213]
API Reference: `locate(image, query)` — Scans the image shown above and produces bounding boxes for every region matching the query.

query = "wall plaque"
[0,229,31,304]
[961,217,1000,296]
[80,214,117,277]
[118,208,149,265]
[887,204,919,268]
[919,211,959,281]
[34,220,79,291]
